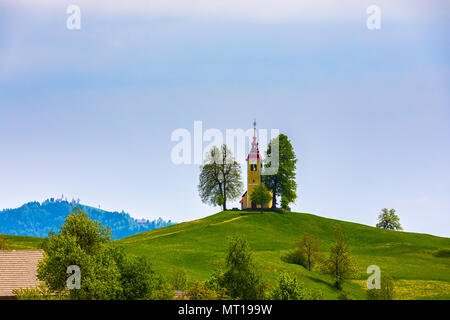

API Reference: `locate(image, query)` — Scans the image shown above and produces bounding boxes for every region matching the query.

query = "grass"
[116,210,450,300]
[2,234,44,250]
[3,210,450,299]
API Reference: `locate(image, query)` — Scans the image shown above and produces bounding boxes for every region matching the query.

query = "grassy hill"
[2,234,44,250]
[4,210,450,299]
[117,210,450,300]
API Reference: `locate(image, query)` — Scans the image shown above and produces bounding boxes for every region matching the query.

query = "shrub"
[13,283,67,300]
[337,291,353,300]
[209,236,267,299]
[111,247,157,300]
[270,273,323,300]
[178,281,229,300]
[148,275,176,300]
[282,249,308,268]
[169,268,188,290]
[367,275,395,300]
[433,249,450,258]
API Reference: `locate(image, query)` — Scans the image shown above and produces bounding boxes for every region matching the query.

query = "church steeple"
[240,119,273,209]
[247,119,261,161]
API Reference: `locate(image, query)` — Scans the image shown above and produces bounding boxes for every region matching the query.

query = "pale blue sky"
[1,1,449,236]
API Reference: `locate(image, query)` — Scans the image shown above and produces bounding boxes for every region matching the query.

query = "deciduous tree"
[209,236,267,299]
[296,234,321,271]
[198,145,243,211]
[262,134,297,208]
[321,225,357,289]
[376,208,402,230]
[250,184,272,213]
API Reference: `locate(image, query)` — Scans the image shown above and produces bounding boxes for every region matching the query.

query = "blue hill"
[0,199,174,239]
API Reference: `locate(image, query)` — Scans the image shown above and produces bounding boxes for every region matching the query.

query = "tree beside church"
[262,134,297,209]
[198,145,243,211]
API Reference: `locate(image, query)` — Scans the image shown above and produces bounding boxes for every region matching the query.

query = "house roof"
[0,250,44,298]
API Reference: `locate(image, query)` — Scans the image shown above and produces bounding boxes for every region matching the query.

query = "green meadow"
[5,210,450,299]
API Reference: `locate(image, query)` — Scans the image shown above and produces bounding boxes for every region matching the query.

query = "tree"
[367,275,395,300]
[296,234,321,271]
[376,208,402,230]
[110,246,157,300]
[210,236,267,299]
[262,134,297,209]
[198,145,243,211]
[250,184,272,213]
[38,207,122,299]
[280,197,289,210]
[321,225,357,289]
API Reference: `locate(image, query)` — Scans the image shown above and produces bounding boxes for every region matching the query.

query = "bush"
[111,247,157,299]
[169,268,188,290]
[337,291,353,300]
[148,275,176,300]
[178,281,229,300]
[434,249,450,258]
[367,275,395,300]
[282,249,308,268]
[270,273,323,300]
[13,283,67,300]
[209,236,267,299]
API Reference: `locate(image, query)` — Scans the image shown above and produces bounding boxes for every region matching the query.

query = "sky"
[0,1,449,237]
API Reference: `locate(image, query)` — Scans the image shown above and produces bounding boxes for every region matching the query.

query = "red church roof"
[246,122,261,161]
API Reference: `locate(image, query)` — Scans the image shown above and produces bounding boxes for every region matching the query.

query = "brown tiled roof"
[0,250,44,297]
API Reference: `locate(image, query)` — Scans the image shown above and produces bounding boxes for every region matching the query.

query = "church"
[240,121,273,210]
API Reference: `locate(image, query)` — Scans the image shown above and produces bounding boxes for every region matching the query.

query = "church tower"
[240,120,272,209]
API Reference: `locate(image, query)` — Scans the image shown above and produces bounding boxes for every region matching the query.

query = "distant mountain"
[0,199,175,239]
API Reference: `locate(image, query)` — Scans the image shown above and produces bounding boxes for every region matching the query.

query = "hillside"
[0,200,174,239]
[4,210,449,299]
[117,210,450,300]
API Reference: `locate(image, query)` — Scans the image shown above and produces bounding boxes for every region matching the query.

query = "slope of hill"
[117,210,450,300]
[1,234,43,250]
[0,200,174,239]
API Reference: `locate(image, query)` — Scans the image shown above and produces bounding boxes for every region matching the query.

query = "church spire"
[247,119,261,161]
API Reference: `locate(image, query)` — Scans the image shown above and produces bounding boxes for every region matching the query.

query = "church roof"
[246,122,261,161]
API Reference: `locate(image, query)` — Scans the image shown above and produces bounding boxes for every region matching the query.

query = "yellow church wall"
[241,158,273,209]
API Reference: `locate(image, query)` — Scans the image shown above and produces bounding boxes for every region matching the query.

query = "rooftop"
[0,250,44,298]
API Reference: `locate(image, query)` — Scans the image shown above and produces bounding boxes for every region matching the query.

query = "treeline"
[0,200,174,239]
